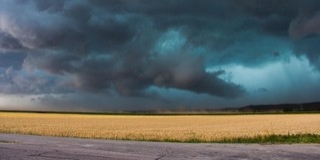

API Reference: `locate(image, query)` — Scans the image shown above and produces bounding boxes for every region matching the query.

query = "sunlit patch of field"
[1,112,320,142]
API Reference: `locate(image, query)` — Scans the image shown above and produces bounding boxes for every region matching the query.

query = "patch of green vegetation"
[216,133,320,144]
[2,132,319,144]
[0,140,15,143]
[187,133,320,144]
[118,133,320,144]
[99,133,320,144]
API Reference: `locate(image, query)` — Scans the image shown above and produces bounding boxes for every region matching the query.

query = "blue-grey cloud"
[0,0,320,110]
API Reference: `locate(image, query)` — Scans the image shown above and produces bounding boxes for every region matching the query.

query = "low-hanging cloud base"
[0,0,320,111]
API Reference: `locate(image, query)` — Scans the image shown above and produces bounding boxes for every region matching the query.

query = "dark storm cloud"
[0,66,69,94]
[0,52,26,69]
[231,0,320,69]
[287,1,320,70]
[0,32,23,51]
[0,0,246,98]
[1,0,320,107]
[293,37,320,69]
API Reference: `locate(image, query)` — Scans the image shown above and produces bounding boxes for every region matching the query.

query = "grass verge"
[114,133,320,144]
[0,140,15,143]
[1,132,319,143]
[209,133,320,144]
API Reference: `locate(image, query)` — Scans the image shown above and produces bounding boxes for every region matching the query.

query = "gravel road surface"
[1,133,320,160]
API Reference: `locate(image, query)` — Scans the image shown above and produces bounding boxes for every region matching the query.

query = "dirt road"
[1,133,319,160]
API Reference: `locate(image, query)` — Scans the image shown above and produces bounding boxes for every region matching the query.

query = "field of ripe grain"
[1,112,320,142]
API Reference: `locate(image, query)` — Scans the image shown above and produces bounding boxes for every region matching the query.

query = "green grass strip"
[1,132,320,144]
[0,140,15,143]
[213,133,320,144]
[129,133,320,143]
[105,133,320,144]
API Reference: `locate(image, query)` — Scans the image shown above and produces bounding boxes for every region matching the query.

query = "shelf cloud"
[0,0,320,110]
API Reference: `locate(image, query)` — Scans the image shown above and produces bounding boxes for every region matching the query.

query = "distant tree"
[283,107,293,112]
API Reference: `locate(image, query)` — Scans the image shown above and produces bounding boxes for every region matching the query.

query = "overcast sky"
[0,0,320,111]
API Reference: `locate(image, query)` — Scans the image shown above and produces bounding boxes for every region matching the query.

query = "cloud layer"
[0,0,320,110]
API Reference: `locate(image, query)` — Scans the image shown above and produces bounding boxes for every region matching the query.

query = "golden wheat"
[1,112,320,141]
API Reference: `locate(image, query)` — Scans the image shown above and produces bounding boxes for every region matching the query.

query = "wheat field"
[1,112,320,142]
